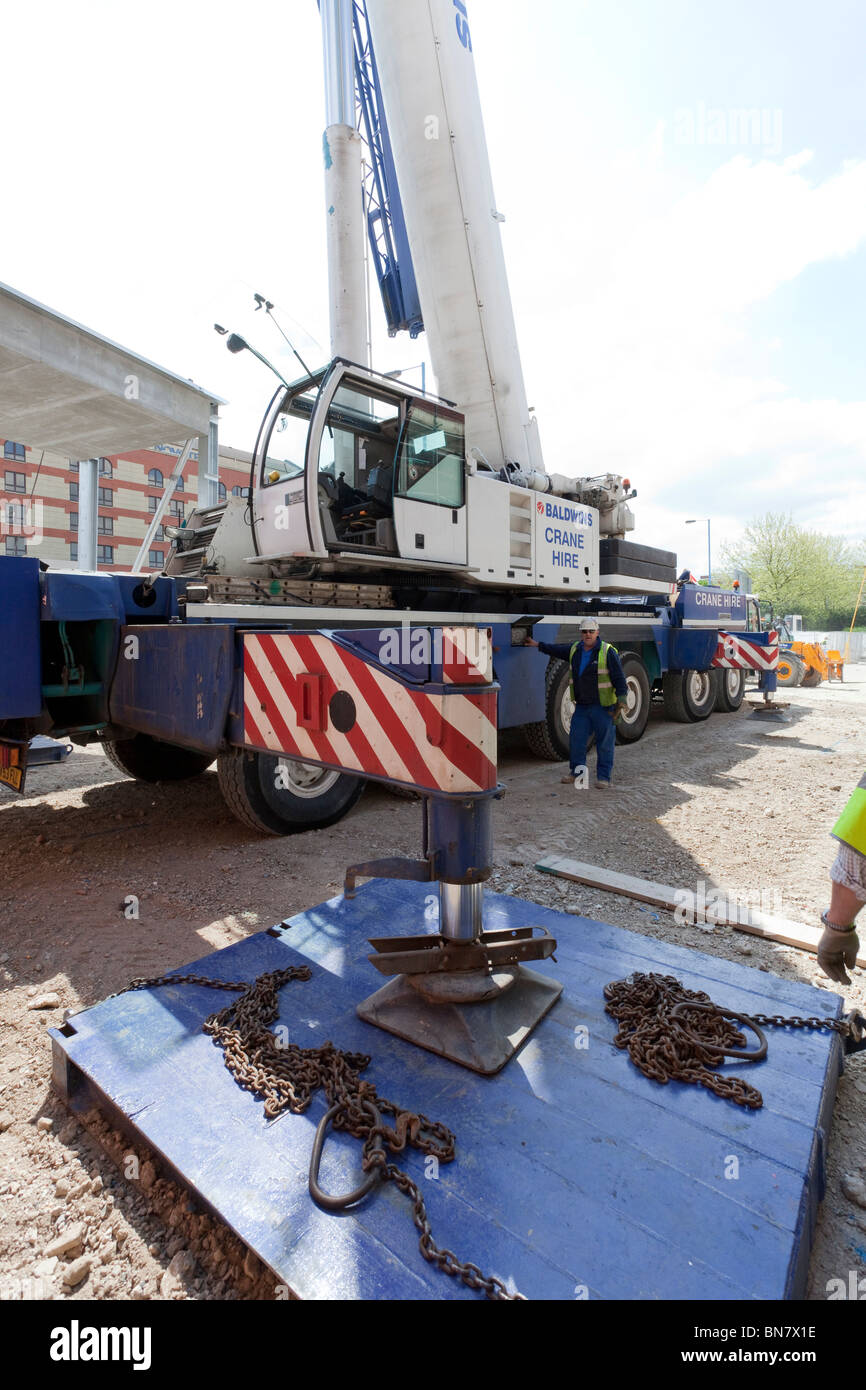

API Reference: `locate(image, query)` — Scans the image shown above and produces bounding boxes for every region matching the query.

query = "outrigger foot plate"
[356,964,562,1075]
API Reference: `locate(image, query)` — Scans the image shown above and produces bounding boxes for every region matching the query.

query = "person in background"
[526,618,628,788]
[818,772,866,985]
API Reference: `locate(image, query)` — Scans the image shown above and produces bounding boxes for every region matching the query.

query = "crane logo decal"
[453,0,472,51]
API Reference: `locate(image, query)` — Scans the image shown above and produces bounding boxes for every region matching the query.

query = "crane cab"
[253,358,469,574]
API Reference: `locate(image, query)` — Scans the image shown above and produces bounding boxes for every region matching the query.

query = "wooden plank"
[535,854,866,967]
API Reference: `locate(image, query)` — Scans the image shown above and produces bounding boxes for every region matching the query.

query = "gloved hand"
[610,701,626,723]
[817,913,860,986]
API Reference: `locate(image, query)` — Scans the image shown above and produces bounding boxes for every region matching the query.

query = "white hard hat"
[579,617,599,631]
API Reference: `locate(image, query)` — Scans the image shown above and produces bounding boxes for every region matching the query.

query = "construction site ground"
[1,667,865,1303]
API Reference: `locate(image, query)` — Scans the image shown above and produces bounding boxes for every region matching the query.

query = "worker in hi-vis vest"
[526,617,628,788]
[818,772,866,985]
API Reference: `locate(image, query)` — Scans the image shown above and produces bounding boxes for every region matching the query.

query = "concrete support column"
[77,458,98,570]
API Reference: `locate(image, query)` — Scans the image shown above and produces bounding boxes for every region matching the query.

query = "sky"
[2,0,864,578]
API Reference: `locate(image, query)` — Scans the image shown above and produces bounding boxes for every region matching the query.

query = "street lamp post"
[686,518,712,585]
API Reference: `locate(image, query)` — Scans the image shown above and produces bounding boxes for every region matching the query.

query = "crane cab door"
[298,361,468,569]
[253,361,469,569]
[391,399,467,566]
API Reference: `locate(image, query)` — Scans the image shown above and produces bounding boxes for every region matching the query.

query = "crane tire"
[103,734,214,782]
[523,658,571,760]
[662,669,714,723]
[217,748,364,836]
[713,668,746,712]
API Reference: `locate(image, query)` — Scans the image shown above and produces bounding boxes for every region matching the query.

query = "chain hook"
[308,1101,384,1212]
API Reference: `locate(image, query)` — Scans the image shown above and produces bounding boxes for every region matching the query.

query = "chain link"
[604,972,855,1109]
[117,966,524,1300]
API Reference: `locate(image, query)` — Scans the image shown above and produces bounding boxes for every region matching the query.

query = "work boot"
[595,779,611,789]
[561,773,575,784]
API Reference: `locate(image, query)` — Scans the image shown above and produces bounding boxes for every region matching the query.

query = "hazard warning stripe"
[441,626,492,685]
[242,632,497,793]
[712,632,778,671]
[291,634,393,782]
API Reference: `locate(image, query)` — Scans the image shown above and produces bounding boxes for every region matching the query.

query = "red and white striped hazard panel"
[243,632,497,794]
[441,626,492,685]
[712,631,779,672]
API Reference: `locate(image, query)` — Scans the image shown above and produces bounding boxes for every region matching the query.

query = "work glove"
[817,912,860,986]
[610,701,626,723]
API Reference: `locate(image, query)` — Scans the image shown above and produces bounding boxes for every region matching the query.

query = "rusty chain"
[118,966,524,1301]
[603,971,862,1109]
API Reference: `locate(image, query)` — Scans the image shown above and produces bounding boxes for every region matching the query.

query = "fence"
[796,631,866,662]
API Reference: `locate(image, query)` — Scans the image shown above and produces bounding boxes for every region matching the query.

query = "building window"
[218,480,226,502]
[155,524,165,541]
[147,496,159,513]
[4,471,26,494]
[69,482,79,502]
[5,536,27,556]
[174,475,184,492]
[98,515,114,536]
[69,512,79,531]
[4,442,26,462]
[69,542,78,562]
[99,458,112,477]
[68,460,79,473]
[98,486,113,507]
[148,548,164,568]
[148,468,163,488]
[170,500,184,519]
[97,544,114,565]
[232,485,248,498]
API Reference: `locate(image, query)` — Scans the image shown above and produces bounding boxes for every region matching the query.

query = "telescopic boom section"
[321,0,369,364]
[364,0,543,476]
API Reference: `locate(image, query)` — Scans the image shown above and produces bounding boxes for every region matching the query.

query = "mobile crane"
[0,0,777,836]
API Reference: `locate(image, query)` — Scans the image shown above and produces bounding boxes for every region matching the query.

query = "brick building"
[1,438,251,571]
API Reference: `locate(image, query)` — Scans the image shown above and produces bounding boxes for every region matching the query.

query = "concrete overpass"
[0,281,225,570]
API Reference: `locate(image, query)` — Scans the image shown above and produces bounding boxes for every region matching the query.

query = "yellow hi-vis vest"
[568,639,618,706]
[832,773,866,859]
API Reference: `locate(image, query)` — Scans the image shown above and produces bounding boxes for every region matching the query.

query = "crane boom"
[364,0,543,476]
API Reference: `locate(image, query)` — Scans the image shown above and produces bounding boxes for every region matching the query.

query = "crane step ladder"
[50,626,843,1299]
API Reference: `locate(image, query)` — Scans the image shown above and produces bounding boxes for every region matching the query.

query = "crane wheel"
[217,748,364,835]
[712,668,746,712]
[615,654,651,743]
[662,670,714,723]
[102,734,214,782]
[523,658,572,760]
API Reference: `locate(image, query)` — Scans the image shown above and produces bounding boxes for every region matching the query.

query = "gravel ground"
[1,666,864,1301]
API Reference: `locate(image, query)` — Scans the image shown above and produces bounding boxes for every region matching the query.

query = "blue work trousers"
[570,703,616,782]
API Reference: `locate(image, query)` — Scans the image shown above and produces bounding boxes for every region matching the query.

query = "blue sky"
[2,0,864,577]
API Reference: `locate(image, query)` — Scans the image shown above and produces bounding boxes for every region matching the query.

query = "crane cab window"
[260,388,316,486]
[396,404,464,508]
[315,383,404,545]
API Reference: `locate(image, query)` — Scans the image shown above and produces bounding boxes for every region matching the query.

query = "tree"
[720,514,866,628]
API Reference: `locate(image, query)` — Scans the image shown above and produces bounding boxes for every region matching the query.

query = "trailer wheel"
[615,654,651,743]
[523,658,571,760]
[662,669,714,723]
[712,668,746,712]
[217,749,364,835]
[103,734,214,781]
